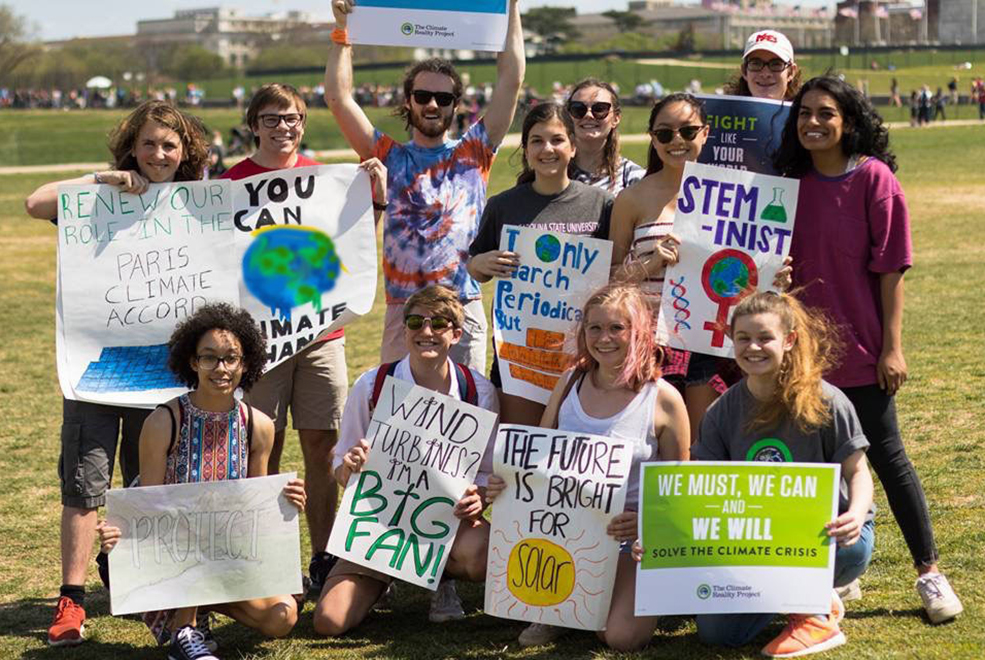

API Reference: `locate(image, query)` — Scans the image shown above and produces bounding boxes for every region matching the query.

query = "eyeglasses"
[404,314,455,332]
[411,90,458,107]
[196,354,243,370]
[567,101,612,120]
[649,125,704,144]
[745,58,789,73]
[258,113,303,129]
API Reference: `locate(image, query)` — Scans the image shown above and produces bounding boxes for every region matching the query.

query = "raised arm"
[481,0,525,147]
[325,0,377,159]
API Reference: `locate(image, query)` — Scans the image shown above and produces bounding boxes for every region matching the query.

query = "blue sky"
[13,0,836,41]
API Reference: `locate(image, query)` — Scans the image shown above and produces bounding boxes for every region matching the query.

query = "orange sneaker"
[48,596,85,647]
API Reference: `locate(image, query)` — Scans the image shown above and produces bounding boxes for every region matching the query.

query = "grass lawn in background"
[0,125,982,658]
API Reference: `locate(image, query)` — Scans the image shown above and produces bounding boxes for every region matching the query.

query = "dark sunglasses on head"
[745,58,789,73]
[411,90,458,107]
[650,125,704,144]
[258,113,303,129]
[404,314,455,331]
[567,101,612,120]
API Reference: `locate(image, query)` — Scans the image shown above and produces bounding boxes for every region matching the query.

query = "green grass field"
[0,123,983,659]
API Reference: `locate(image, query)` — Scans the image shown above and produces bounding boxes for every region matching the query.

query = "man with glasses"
[325,0,525,375]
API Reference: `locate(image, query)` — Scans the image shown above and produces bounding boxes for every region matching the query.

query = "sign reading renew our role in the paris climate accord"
[485,425,630,630]
[348,0,509,51]
[697,94,791,175]
[656,161,798,358]
[326,376,497,590]
[635,462,839,616]
[493,226,612,405]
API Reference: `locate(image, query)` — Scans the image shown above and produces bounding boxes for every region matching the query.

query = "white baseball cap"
[743,30,795,63]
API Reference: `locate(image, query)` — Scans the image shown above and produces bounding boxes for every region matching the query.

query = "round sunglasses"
[404,314,455,331]
[411,90,458,107]
[567,101,612,120]
[649,125,704,144]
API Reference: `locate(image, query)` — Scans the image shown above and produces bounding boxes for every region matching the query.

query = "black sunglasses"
[650,125,704,144]
[404,314,455,331]
[567,101,612,120]
[411,90,458,107]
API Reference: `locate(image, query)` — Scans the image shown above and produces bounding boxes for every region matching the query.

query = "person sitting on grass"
[312,284,499,635]
[97,302,306,660]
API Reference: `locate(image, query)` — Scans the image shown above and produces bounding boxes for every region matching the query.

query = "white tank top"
[557,374,661,510]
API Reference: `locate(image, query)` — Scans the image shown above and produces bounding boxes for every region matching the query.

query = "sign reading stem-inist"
[697,94,791,175]
[348,0,509,51]
[635,462,839,617]
[485,425,630,631]
[106,473,302,616]
[326,376,497,590]
[493,227,612,405]
[56,165,377,407]
[656,162,799,358]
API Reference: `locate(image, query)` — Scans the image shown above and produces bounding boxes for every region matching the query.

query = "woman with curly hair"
[774,75,963,624]
[97,303,306,660]
[24,100,210,648]
[724,30,802,101]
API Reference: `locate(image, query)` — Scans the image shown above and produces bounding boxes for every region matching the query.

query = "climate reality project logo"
[397,21,455,38]
[400,22,414,35]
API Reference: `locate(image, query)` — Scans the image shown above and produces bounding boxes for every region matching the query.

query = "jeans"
[696,520,875,648]
[842,384,938,567]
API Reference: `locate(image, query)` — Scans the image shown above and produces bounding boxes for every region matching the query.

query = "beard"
[409,106,454,138]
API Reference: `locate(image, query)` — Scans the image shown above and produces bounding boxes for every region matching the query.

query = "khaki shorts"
[327,558,394,585]
[247,338,347,432]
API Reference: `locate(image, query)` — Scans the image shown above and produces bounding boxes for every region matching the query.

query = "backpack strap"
[454,362,479,405]
[246,401,254,450]
[369,362,400,413]
[546,370,584,430]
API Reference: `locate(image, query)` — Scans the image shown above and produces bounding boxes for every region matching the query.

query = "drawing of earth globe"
[708,256,750,298]
[243,226,342,319]
[534,234,561,263]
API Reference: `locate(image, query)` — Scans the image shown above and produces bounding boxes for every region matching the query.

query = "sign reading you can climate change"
[485,425,630,630]
[492,226,612,404]
[349,0,509,51]
[635,462,839,616]
[56,165,377,407]
[656,161,798,358]
[327,376,497,590]
[697,94,791,175]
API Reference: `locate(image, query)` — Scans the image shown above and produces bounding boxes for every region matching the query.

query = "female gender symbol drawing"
[700,249,758,348]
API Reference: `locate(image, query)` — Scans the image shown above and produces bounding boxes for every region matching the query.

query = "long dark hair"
[773,75,897,177]
[566,78,623,190]
[645,93,707,175]
[516,102,575,185]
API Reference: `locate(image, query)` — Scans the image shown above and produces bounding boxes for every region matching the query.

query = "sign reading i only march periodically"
[485,425,630,630]
[327,376,497,590]
[493,226,612,404]
[635,462,839,616]
[656,161,798,358]
[56,165,377,406]
[349,0,508,51]
[698,94,791,175]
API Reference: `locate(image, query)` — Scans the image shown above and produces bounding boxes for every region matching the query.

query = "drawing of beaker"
[761,187,787,223]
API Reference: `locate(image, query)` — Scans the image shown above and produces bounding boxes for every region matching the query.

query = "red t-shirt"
[222,155,344,342]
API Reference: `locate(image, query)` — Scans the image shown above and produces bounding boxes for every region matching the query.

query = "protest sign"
[55,165,377,406]
[492,227,611,404]
[697,94,791,175]
[485,425,630,630]
[326,376,497,590]
[635,462,839,616]
[106,473,301,616]
[656,161,798,357]
[349,0,508,51]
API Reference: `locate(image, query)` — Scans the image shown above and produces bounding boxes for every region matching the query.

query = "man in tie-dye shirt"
[325,0,525,374]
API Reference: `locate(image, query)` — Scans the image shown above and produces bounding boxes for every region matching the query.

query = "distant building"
[934,0,983,44]
[834,1,934,45]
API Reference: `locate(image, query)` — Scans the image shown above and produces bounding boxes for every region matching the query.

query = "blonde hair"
[403,285,464,328]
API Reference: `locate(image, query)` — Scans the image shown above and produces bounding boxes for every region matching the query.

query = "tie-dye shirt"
[372,119,496,303]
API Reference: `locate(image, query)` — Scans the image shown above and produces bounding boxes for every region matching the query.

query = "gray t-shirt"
[468,180,614,255]
[694,380,870,516]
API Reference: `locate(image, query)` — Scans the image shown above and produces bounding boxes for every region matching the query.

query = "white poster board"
[327,376,498,590]
[106,473,302,616]
[349,0,509,51]
[485,425,630,630]
[656,162,798,357]
[492,226,611,405]
[55,165,377,406]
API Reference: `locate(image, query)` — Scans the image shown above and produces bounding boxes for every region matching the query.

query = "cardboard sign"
[349,0,509,51]
[106,473,302,616]
[635,462,839,616]
[485,425,630,630]
[697,94,791,175]
[326,376,498,589]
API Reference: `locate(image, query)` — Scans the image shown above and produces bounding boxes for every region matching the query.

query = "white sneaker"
[916,572,963,623]
[518,623,565,647]
[835,579,862,603]
[429,579,464,623]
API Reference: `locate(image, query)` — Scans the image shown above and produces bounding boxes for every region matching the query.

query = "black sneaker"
[197,613,218,653]
[307,552,338,600]
[168,625,218,660]
[96,551,110,590]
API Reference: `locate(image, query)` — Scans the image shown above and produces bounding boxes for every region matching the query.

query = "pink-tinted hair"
[570,283,662,392]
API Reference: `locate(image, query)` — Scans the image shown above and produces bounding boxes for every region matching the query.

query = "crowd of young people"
[25,15,963,659]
